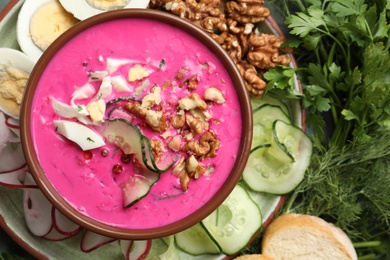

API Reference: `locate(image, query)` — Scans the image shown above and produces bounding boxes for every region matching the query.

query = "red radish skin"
[121,240,152,260]
[0,167,36,188]
[5,117,20,137]
[80,230,117,253]
[51,207,82,236]
[42,223,80,241]
[5,117,19,129]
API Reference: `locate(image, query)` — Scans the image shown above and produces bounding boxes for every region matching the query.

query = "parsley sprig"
[262,0,390,258]
[266,0,390,148]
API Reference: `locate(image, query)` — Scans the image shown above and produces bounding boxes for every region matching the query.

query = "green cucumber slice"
[101,119,174,173]
[243,120,312,194]
[252,104,291,150]
[201,184,262,255]
[141,136,178,173]
[251,95,290,117]
[121,169,159,208]
[101,119,145,166]
[174,223,220,255]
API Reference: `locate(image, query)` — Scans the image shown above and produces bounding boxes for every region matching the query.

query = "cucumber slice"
[174,223,220,255]
[101,118,145,166]
[252,104,291,150]
[243,120,312,194]
[121,169,159,208]
[101,119,174,173]
[141,136,178,173]
[201,184,262,255]
[251,95,290,117]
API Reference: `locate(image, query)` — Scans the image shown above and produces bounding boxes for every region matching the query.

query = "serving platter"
[0,1,302,259]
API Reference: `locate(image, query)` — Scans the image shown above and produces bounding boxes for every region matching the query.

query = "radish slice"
[42,225,75,241]
[0,112,15,150]
[5,117,20,137]
[52,207,82,235]
[42,216,80,241]
[0,142,26,173]
[23,174,53,237]
[120,240,152,260]
[0,166,34,188]
[80,230,117,253]
[5,116,19,129]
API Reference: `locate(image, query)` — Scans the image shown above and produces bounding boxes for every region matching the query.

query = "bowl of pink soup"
[20,9,252,240]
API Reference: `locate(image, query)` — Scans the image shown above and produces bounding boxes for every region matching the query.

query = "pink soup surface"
[31,18,242,229]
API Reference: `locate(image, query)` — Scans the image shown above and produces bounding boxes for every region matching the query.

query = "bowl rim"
[20,8,253,240]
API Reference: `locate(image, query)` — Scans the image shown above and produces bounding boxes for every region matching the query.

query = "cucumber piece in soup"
[102,118,174,172]
[121,169,159,208]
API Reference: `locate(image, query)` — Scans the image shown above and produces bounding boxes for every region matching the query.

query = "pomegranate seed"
[101,149,109,157]
[112,164,123,174]
[121,154,132,164]
[83,151,93,160]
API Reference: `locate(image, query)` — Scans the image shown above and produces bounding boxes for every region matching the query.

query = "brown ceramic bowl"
[20,9,252,240]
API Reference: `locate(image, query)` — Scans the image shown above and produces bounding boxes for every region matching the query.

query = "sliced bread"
[261,213,357,260]
[235,254,276,260]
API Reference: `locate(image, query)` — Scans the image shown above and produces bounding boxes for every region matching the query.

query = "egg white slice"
[58,0,151,21]
[0,48,35,119]
[16,0,54,62]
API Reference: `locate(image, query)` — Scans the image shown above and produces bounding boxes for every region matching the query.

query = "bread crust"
[261,213,357,260]
[235,254,276,260]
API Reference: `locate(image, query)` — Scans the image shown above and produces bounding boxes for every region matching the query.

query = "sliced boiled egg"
[0,48,35,119]
[58,0,151,21]
[54,120,105,150]
[17,0,79,62]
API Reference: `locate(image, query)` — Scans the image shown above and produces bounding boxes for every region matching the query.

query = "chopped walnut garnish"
[168,135,182,152]
[204,87,226,104]
[184,131,220,160]
[190,108,211,124]
[186,113,207,136]
[186,155,206,179]
[187,74,200,91]
[150,139,164,162]
[179,93,207,110]
[145,110,167,132]
[124,101,147,117]
[171,110,186,129]
[172,156,191,191]
[141,86,162,109]
[175,66,190,80]
[162,79,172,89]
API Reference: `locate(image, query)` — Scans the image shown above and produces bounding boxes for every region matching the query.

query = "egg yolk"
[0,65,29,117]
[30,1,79,51]
[86,0,130,10]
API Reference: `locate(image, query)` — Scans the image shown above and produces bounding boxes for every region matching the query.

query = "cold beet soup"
[30,17,244,229]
